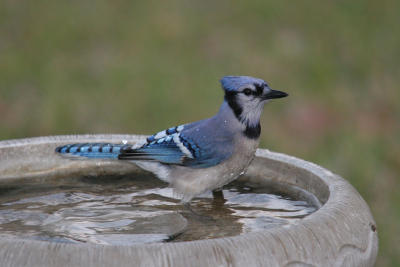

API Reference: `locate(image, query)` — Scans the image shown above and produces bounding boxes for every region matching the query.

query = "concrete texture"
[0,135,378,266]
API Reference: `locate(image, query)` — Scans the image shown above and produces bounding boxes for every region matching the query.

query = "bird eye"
[243,89,252,96]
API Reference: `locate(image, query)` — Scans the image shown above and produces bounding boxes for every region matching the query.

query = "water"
[0,175,319,245]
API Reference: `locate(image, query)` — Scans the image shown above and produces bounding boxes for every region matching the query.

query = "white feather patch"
[134,161,171,182]
[239,99,265,127]
[173,134,193,158]
[154,130,167,139]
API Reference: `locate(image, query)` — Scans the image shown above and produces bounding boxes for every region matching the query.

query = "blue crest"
[220,76,266,91]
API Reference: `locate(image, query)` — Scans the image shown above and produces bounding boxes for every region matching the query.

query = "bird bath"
[0,135,378,266]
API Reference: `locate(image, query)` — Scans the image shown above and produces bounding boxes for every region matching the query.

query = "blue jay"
[56,76,288,202]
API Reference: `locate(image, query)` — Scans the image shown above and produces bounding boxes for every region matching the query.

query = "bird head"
[220,76,288,127]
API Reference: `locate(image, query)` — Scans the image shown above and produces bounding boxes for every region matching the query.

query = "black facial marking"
[224,91,242,119]
[244,123,261,139]
[225,89,262,139]
[243,88,252,96]
[255,84,263,96]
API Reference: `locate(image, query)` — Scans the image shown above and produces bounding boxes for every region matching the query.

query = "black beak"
[263,89,288,100]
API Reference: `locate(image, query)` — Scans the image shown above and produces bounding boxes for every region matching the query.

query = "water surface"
[0,175,318,245]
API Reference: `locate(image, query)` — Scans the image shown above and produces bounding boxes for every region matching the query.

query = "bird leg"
[212,189,225,201]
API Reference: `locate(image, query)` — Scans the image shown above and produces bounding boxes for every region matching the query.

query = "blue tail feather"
[55,143,128,159]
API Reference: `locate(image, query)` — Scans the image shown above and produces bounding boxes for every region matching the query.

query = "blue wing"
[118,122,233,168]
[118,135,187,164]
[118,124,191,164]
[56,120,234,168]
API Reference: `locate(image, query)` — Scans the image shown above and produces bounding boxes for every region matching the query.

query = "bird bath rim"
[0,134,378,266]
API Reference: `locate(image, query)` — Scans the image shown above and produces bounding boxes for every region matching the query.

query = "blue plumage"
[56,143,127,159]
[117,123,229,168]
[120,135,185,164]
[56,121,232,168]
[220,76,267,92]
[55,75,288,202]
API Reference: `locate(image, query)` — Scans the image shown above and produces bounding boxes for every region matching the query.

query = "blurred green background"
[1,0,399,265]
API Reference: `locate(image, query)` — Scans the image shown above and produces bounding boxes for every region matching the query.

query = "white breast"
[169,136,259,202]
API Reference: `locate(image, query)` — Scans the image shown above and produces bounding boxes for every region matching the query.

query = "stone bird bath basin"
[0,135,378,266]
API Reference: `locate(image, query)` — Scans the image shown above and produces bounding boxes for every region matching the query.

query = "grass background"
[1,1,399,265]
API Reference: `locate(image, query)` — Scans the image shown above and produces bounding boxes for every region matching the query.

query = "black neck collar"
[224,92,261,139]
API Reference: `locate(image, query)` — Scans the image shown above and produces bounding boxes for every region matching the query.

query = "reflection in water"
[0,175,318,245]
